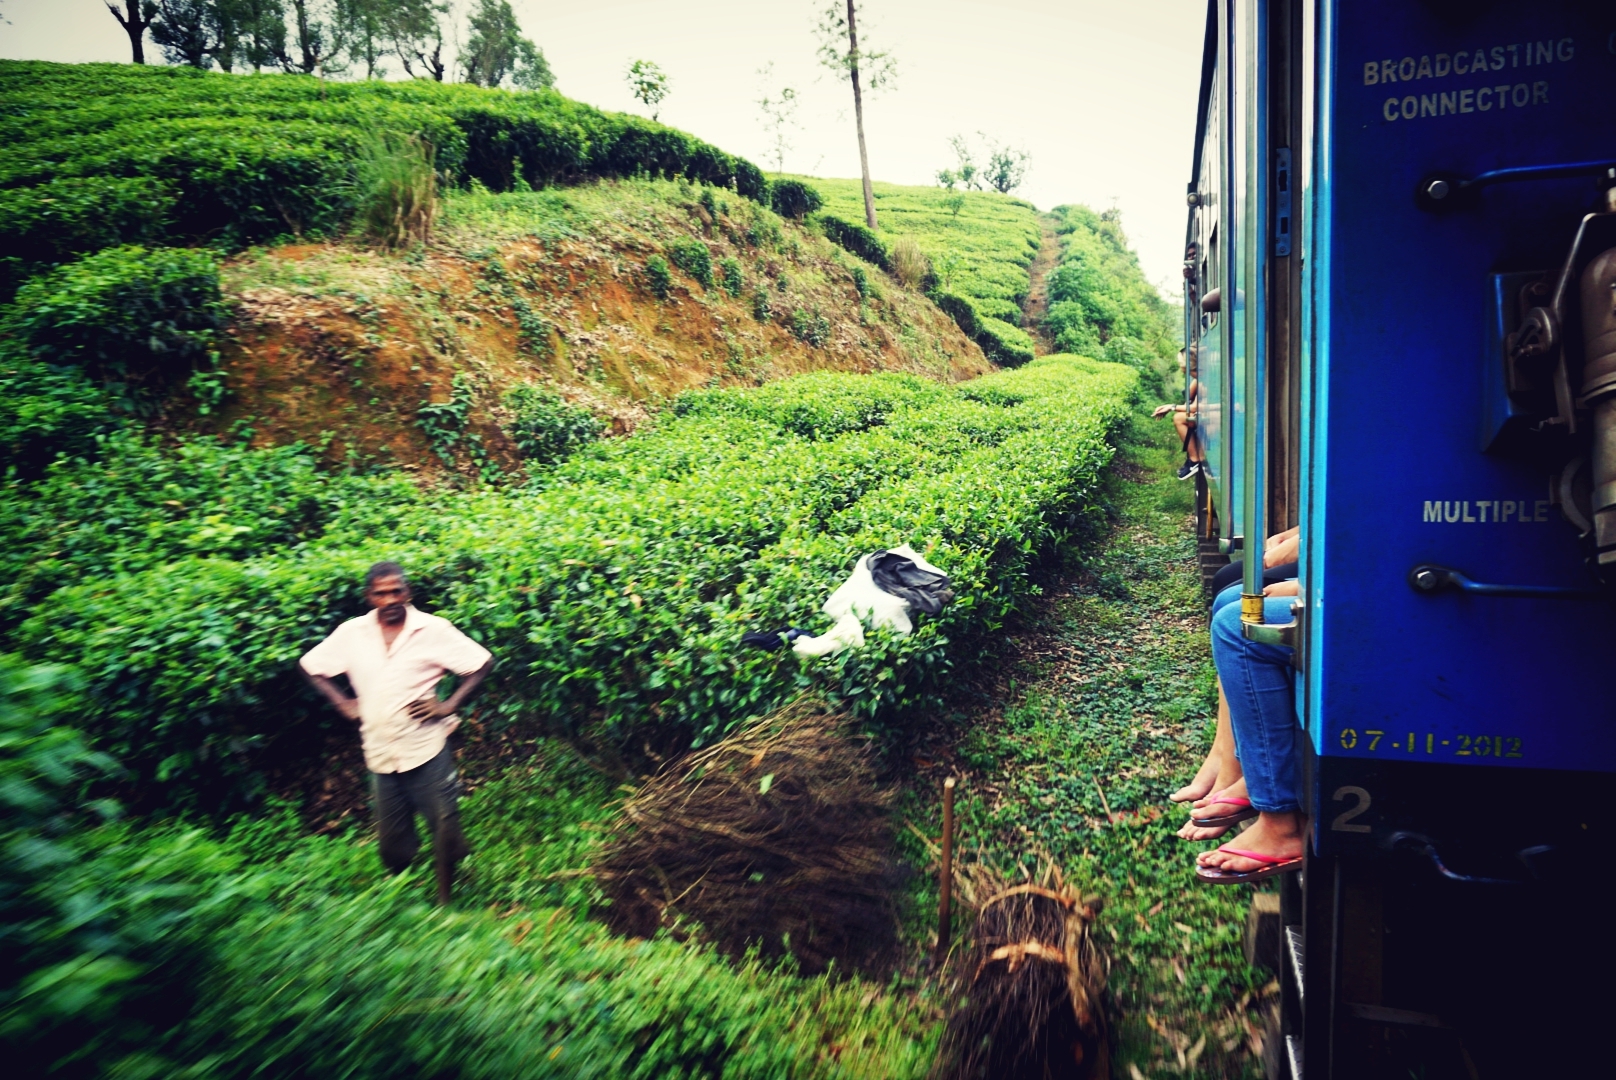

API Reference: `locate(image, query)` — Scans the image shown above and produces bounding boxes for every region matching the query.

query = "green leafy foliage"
[643,253,672,299]
[931,290,1036,367]
[503,385,604,465]
[5,245,223,409]
[0,60,766,263]
[665,235,713,289]
[1,695,938,1077]
[0,177,174,301]
[0,656,227,1076]
[719,255,745,297]
[11,359,1133,808]
[819,213,890,271]
[751,284,772,322]
[805,175,1038,306]
[804,176,1042,364]
[789,307,832,348]
[769,178,823,219]
[1045,203,1178,391]
[0,353,118,477]
[0,429,421,635]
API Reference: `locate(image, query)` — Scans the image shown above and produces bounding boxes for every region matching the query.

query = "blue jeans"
[1211,595,1300,813]
[1212,581,1242,617]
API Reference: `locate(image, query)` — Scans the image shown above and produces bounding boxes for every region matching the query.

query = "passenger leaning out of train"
[1191,529,1304,883]
[1151,349,1203,480]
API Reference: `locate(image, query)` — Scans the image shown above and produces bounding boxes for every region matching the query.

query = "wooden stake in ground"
[936,776,956,965]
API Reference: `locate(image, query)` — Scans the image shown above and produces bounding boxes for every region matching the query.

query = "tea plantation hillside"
[805,175,1044,366]
[0,62,988,478]
[0,57,1231,1080]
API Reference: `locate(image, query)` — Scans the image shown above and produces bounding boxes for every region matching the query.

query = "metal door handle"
[1407,563,1602,600]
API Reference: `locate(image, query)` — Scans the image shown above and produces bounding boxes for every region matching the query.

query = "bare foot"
[1169,756,1220,803]
[1196,812,1305,874]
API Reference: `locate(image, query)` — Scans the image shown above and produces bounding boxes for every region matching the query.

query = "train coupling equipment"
[1407,563,1603,601]
[1384,832,1554,887]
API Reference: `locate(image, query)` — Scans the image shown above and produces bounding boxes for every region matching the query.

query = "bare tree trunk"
[845,0,877,230]
[106,0,153,64]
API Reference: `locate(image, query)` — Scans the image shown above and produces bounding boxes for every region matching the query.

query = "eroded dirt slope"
[207,179,990,477]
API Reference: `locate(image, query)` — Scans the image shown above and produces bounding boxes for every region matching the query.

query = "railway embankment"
[896,407,1274,1078]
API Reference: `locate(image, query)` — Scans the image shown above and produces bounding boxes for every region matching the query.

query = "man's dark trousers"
[371,743,469,874]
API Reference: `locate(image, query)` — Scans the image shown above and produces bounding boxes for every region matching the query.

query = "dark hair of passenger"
[364,561,409,589]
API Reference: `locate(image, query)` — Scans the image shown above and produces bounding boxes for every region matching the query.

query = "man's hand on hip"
[407,697,456,723]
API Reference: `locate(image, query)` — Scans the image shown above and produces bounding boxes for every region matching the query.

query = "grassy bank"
[896,405,1270,1079]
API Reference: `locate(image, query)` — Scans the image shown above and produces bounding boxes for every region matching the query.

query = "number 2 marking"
[1331,785,1373,833]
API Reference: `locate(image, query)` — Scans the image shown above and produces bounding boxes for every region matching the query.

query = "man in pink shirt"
[300,562,494,905]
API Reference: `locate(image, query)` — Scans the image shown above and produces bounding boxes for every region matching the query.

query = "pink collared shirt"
[300,605,492,774]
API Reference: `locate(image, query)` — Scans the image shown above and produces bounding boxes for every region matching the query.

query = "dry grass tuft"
[891,235,931,288]
[353,132,438,250]
[933,862,1110,1080]
[593,698,902,975]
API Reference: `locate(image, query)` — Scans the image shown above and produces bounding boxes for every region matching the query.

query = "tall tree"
[104,0,157,64]
[149,0,215,68]
[624,60,669,121]
[461,0,549,89]
[815,1,895,230]
[236,0,287,72]
[283,0,342,75]
[387,0,448,81]
[334,0,386,78]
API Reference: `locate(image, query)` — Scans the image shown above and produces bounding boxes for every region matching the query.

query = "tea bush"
[12,358,1134,808]
[803,175,1042,358]
[0,430,422,634]
[0,176,174,301]
[666,235,713,289]
[932,290,1036,367]
[5,245,224,407]
[769,178,823,219]
[643,253,672,299]
[719,256,745,297]
[0,353,118,477]
[503,385,604,465]
[0,61,765,271]
[819,214,890,271]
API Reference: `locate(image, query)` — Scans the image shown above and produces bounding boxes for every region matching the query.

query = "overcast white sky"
[0,0,1203,292]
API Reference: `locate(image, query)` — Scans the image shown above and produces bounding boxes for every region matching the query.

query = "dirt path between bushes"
[1021,213,1063,355]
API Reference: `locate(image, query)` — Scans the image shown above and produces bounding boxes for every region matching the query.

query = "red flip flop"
[1195,845,1304,884]
[1190,794,1259,828]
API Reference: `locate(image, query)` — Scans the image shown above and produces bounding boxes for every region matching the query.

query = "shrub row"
[0,661,937,1077]
[819,213,890,271]
[931,290,1037,367]
[12,358,1134,808]
[0,61,766,284]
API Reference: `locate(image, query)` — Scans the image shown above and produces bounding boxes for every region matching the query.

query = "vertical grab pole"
[935,777,956,967]
[1241,0,1271,629]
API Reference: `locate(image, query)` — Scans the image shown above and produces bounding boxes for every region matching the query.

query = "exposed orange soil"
[207,192,991,478]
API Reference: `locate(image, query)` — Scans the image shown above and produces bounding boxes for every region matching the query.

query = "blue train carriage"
[1187,1,1616,1076]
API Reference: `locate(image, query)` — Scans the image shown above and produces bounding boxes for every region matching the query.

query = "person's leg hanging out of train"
[1170,582,1248,806]
[1196,581,1305,883]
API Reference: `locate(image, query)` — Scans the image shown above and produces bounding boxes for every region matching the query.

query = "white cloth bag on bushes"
[792,545,947,658]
